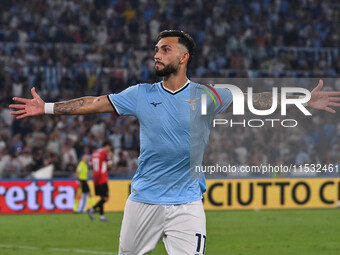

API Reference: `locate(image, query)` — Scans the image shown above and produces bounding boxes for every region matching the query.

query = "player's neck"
[162,74,189,92]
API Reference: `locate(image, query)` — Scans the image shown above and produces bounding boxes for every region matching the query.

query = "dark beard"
[155,63,178,77]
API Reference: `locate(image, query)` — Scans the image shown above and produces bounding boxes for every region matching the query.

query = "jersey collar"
[161,80,190,95]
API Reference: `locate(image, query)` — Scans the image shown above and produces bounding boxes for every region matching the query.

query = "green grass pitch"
[1,209,340,255]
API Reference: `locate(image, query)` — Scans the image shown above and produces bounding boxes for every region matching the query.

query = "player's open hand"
[309,80,340,113]
[9,87,45,119]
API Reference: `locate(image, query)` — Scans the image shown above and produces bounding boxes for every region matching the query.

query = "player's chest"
[138,90,191,129]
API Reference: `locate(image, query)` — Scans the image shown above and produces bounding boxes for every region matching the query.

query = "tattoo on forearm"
[55,99,85,114]
[251,93,299,111]
[252,93,273,110]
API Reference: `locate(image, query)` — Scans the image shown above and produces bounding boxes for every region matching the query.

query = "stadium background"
[0,0,339,180]
[0,0,340,254]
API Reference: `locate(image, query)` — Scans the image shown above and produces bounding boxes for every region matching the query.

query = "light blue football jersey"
[108,81,232,204]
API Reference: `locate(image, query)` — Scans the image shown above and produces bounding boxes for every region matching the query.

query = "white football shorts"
[119,199,206,255]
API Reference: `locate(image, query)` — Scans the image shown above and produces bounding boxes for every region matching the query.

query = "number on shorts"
[195,233,206,254]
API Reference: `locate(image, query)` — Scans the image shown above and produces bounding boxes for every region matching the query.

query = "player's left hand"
[308,80,340,113]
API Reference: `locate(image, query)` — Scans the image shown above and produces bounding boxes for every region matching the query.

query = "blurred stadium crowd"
[0,0,339,178]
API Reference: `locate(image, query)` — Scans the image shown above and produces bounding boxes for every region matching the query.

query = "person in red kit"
[87,140,113,222]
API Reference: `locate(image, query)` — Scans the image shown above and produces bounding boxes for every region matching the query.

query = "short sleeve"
[107,85,139,116]
[213,88,233,115]
[76,163,82,173]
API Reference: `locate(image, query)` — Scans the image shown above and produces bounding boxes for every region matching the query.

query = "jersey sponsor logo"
[150,102,162,107]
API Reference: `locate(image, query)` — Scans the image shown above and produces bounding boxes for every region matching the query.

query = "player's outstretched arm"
[308,80,340,113]
[9,87,114,119]
[247,80,340,113]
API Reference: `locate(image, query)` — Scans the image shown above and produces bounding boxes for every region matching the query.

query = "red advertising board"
[0,180,78,214]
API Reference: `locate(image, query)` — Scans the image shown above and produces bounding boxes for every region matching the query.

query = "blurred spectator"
[62,140,78,172]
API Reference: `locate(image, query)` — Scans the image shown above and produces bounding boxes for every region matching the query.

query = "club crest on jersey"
[184,98,200,111]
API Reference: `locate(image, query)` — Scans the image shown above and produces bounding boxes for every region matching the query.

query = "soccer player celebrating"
[88,140,113,222]
[9,30,340,254]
